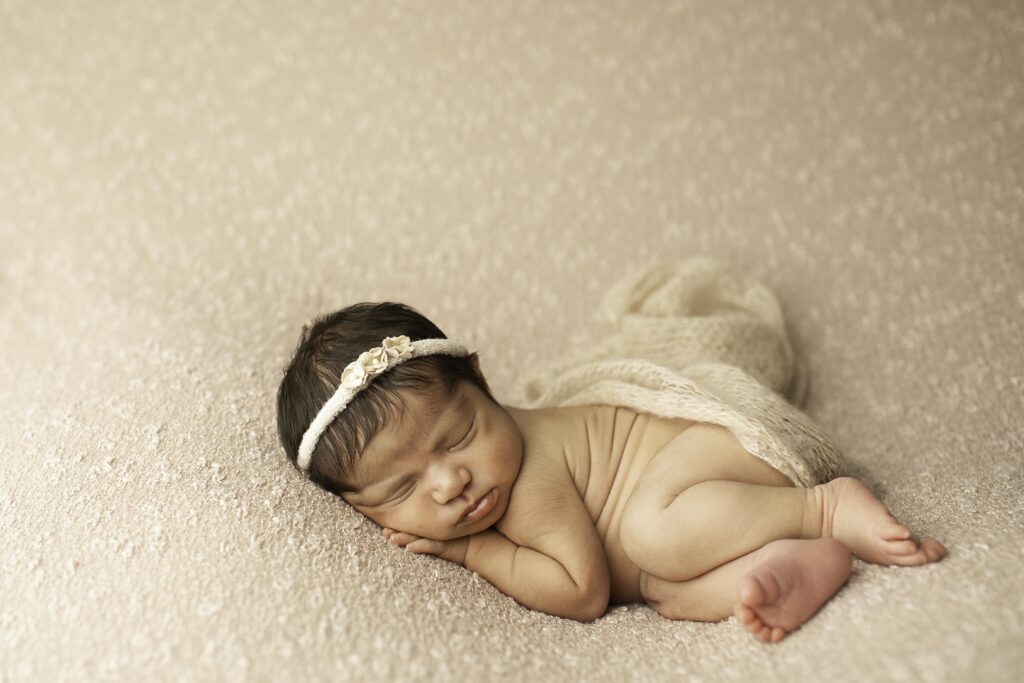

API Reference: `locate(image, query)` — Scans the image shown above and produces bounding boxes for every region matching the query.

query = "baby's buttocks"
[561,405,696,604]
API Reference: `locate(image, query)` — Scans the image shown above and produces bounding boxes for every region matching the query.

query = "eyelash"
[393,418,473,501]
[450,418,474,450]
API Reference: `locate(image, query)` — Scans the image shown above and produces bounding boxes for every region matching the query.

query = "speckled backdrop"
[1,0,1022,681]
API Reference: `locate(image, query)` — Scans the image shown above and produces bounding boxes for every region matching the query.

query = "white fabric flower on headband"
[382,335,414,361]
[339,335,414,390]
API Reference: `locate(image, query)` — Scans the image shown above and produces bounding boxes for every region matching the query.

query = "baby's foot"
[815,477,949,567]
[734,538,852,643]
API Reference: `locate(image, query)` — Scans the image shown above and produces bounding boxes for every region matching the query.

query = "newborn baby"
[276,302,948,642]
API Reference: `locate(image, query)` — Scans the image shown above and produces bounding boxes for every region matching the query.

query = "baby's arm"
[465,530,607,622]
[381,527,603,621]
[466,458,610,622]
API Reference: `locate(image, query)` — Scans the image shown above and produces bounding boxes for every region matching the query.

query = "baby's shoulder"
[494,426,584,545]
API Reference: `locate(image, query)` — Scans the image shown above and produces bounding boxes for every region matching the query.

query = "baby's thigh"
[624,422,794,514]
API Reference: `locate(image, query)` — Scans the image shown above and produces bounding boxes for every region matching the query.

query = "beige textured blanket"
[511,257,848,488]
[5,1,1020,680]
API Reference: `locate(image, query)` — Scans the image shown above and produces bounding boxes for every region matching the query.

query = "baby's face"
[341,380,524,541]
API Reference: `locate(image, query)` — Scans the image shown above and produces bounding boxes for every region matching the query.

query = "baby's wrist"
[462,529,501,569]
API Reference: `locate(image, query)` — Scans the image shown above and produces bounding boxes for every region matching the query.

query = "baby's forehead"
[355,384,469,480]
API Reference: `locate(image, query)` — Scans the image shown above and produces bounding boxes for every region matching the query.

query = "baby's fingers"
[406,539,443,556]
[385,531,419,547]
[380,529,444,556]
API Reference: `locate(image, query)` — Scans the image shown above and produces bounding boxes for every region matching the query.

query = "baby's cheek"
[363,509,392,531]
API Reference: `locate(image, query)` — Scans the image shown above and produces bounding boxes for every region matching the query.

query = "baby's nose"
[431,465,471,501]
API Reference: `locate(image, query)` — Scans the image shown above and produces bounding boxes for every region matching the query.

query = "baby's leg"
[640,537,853,642]
[623,478,822,581]
[620,424,948,582]
[621,423,821,582]
[624,477,947,582]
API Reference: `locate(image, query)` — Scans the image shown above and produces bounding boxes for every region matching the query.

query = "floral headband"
[297,334,471,474]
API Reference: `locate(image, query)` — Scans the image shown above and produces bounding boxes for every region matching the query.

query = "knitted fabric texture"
[510,256,848,488]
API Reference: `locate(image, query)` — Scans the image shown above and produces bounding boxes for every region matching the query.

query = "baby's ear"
[467,353,483,379]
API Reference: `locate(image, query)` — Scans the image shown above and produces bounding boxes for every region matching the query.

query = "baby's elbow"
[577,561,610,622]
[575,592,609,622]
[574,581,610,622]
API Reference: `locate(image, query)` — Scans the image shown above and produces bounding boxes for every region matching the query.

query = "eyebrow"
[357,388,471,502]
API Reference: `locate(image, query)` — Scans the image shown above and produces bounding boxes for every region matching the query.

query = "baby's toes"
[881,535,947,565]
[753,621,771,642]
[735,604,772,640]
[885,537,922,556]
[921,537,948,562]
[888,537,936,566]
[735,603,757,625]
[880,521,912,541]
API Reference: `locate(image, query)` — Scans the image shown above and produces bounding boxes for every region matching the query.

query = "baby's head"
[276,302,525,540]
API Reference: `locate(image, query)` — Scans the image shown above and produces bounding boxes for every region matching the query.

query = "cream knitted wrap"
[510,256,847,488]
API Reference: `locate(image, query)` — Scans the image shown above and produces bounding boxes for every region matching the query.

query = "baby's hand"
[381,527,469,566]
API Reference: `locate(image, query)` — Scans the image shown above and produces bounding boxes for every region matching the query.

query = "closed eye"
[394,481,414,501]
[449,418,474,451]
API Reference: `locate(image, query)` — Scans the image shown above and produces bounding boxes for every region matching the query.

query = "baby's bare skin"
[373,391,948,638]
[734,538,855,643]
[730,478,948,642]
[509,403,948,640]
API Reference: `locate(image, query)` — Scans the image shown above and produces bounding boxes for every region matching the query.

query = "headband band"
[297,334,470,473]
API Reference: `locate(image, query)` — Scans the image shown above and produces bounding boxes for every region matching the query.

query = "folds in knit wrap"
[508,256,848,488]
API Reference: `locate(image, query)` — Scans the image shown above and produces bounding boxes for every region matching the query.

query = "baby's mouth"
[460,487,497,523]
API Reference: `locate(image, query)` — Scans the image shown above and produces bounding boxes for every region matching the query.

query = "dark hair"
[276,301,497,498]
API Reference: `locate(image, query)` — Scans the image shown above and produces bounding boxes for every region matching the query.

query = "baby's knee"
[639,571,679,619]
[639,570,726,622]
